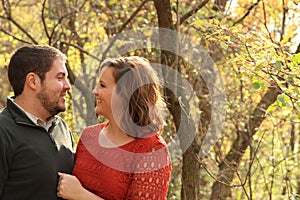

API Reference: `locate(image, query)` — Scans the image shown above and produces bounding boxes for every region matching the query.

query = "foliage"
[0,0,300,199]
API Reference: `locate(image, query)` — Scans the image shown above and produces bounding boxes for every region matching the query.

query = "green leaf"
[275,60,281,68]
[252,80,264,90]
[277,94,289,107]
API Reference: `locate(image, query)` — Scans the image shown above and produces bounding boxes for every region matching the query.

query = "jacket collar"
[6,96,58,129]
[6,96,35,126]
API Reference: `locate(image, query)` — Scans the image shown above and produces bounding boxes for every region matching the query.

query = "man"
[0,45,74,200]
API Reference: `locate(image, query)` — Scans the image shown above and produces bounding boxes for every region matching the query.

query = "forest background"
[0,0,300,199]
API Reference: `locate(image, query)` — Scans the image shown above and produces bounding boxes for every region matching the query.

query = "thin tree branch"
[280,0,287,41]
[119,0,150,33]
[71,94,86,121]
[201,129,267,193]
[177,0,209,25]
[261,0,275,43]
[0,15,38,44]
[49,12,76,45]
[41,0,79,45]
[1,0,37,44]
[101,0,150,61]
[61,41,101,62]
[198,154,246,188]
[236,171,250,200]
[210,84,282,199]
[0,28,32,44]
[1,0,11,18]
[41,0,50,40]
[232,0,261,26]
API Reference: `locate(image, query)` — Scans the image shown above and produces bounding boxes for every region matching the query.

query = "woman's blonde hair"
[99,56,165,137]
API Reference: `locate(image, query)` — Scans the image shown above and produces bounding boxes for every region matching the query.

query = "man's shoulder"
[54,116,69,127]
[0,107,12,122]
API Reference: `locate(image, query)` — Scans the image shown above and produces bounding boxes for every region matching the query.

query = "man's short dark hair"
[8,45,67,97]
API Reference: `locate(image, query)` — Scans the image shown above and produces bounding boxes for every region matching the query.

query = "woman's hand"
[57,172,86,200]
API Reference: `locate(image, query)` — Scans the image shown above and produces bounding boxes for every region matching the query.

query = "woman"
[57,56,172,200]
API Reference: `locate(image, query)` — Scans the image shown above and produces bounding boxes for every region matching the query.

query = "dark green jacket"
[0,97,74,200]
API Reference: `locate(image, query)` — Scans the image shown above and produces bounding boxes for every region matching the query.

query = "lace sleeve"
[127,165,171,200]
[126,138,172,200]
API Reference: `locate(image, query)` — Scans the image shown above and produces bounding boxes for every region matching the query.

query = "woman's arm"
[125,136,172,199]
[126,165,171,200]
[57,172,104,200]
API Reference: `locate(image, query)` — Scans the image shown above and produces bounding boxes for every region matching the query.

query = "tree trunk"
[153,0,201,199]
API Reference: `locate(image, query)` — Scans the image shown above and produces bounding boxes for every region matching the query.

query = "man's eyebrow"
[57,72,68,77]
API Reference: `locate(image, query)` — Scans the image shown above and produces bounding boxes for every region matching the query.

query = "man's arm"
[0,129,9,196]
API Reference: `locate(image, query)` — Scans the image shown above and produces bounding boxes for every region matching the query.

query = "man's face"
[36,58,71,117]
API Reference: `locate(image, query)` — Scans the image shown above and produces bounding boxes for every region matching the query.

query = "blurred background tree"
[0,0,300,199]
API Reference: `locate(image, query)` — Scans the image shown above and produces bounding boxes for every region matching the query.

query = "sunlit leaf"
[252,80,264,90]
[293,53,300,64]
[265,102,278,115]
[277,93,289,107]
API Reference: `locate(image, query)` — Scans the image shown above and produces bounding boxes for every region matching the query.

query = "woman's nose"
[92,88,97,95]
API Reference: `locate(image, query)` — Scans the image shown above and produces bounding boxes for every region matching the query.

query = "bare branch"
[0,28,32,44]
[41,0,50,40]
[210,83,281,199]
[11,18,38,44]
[1,0,11,18]
[280,0,288,41]
[261,1,275,43]
[71,93,86,121]
[233,0,261,26]
[49,11,76,45]
[177,0,209,25]
[1,1,38,44]
[101,0,150,61]
[61,41,101,62]
[119,0,150,33]
[0,15,39,44]
[41,0,79,45]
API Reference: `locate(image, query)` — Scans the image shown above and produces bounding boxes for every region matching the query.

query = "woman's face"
[92,67,116,119]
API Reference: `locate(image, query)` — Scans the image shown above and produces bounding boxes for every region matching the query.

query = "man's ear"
[25,72,41,90]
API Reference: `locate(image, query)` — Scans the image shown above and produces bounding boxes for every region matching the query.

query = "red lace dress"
[72,123,172,200]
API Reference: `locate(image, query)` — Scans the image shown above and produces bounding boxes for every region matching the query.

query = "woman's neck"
[100,120,135,147]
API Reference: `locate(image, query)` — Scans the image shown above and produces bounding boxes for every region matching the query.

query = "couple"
[0,45,172,200]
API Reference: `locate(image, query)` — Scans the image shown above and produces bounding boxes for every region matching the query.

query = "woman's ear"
[25,72,40,90]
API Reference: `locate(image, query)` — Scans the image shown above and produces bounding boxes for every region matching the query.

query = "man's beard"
[37,88,65,117]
